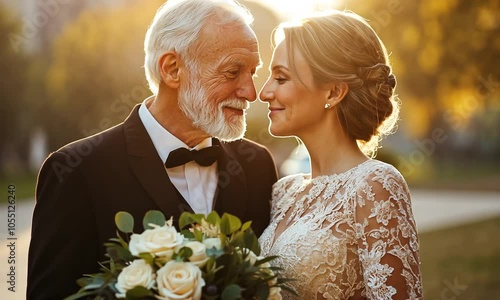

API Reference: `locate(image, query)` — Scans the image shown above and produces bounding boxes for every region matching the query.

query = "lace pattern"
[259,160,422,299]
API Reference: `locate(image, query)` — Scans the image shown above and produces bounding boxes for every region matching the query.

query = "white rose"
[114,259,155,299]
[184,241,209,267]
[129,224,184,257]
[156,261,205,300]
[202,237,222,250]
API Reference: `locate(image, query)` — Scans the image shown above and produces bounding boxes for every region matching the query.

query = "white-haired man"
[27,1,277,298]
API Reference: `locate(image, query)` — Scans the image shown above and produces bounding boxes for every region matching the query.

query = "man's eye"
[226,70,239,78]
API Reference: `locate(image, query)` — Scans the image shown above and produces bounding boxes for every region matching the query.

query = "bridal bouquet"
[65,210,293,300]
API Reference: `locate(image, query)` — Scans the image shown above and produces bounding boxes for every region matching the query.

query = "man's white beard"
[178,73,248,142]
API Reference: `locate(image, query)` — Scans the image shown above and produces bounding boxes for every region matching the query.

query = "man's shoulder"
[55,123,125,159]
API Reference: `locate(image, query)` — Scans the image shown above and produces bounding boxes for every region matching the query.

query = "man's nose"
[236,74,257,102]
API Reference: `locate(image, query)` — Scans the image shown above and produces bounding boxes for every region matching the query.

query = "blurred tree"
[344,0,499,161]
[46,0,164,149]
[0,5,30,175]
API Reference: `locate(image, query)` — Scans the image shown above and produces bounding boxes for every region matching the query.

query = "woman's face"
[259,41,330,137]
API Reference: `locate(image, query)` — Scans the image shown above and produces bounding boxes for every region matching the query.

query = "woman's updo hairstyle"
[277,11,399,157]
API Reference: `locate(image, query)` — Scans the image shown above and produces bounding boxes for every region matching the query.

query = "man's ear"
[325,82,348,108]
[159,51,180,89]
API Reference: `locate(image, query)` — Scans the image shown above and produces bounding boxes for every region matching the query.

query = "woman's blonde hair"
[277,11,399,157]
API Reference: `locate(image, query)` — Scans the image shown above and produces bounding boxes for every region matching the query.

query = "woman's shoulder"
[271,173,308,198]
[274,173,308,189]
[353,159,411,201]
[355,159,406,182]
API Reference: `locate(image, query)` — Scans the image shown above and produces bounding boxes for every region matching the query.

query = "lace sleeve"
[354,166,423,299]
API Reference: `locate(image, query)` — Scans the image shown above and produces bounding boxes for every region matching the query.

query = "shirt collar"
[138,97,212,163]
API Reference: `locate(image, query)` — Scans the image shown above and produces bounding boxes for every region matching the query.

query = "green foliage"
[115,211,134,233]
[142,210,166,230]
[67,210,295,300]
[0,5,31,174]
[221,284,243,300]
[220,213,242,235]
[125,286,154,300]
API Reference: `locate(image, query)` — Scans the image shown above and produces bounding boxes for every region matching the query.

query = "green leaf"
[173,246,193,261]
[75,277,93,288]
[255,285,270,300]
[107,244,134,262]
[243,229,260,255]
[206,211,220,225]
[241,220,252,232]
[143,210,166,230]
[179,212,196,229]
[221,284,243,300]
[220,213,241,235]
[125,286,154,299]
[115,211,134,233]
[138,252,155,265]
[181,229,195,239]
[193,227,203,242]
[63,290,98,300]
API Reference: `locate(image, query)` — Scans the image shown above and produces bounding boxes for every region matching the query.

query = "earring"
[324,103,331,109]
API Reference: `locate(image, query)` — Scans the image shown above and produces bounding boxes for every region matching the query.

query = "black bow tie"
[165,145,220,168]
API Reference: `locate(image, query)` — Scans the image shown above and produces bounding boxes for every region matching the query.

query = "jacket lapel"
[213,139,249,218]
[123,105,191,218]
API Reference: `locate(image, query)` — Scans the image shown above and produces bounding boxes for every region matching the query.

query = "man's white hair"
[144,0,254,95]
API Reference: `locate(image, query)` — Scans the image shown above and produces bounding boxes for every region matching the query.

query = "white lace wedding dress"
[259,159,422,299]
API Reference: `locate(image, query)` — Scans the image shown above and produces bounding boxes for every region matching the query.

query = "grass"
[0,172,37,203]
[405,160,500,191]
[420,216,500,299]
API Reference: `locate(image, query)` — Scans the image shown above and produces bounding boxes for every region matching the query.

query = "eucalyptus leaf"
[221,284,243,300]
[174,246,193,261]
[143,210,166,230]
[115,211,134,233]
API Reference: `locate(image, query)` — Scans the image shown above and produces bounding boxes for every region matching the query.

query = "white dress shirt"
[138,98,218,215]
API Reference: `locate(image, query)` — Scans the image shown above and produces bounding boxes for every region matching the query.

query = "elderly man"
[27,0,277,298]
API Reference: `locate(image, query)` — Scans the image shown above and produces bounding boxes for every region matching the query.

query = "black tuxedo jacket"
[27,105,277,299]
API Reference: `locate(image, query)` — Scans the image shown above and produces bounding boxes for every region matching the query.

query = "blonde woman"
[258,11,422,299]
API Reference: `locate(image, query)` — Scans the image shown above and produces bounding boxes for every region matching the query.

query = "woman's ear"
[325,82,348,108]
[159,51,180,89]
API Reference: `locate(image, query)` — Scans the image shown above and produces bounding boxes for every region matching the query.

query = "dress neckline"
[303,159,372,182]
